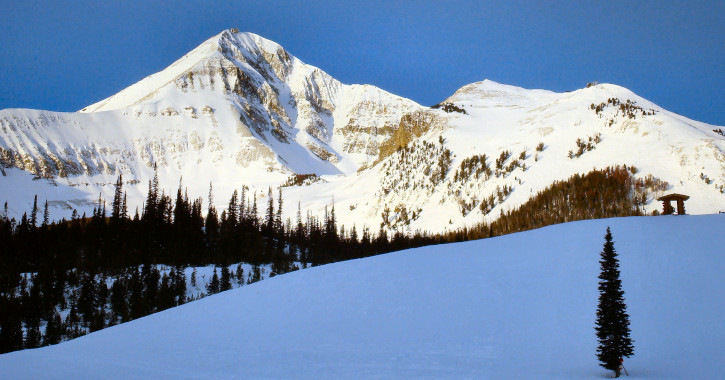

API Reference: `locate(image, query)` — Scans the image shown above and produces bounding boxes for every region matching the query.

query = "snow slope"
[375,80,725,231]
[280,79,725,234]
[1,214,723,379]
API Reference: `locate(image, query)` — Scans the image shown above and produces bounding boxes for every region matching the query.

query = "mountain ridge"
[1,29,724,231]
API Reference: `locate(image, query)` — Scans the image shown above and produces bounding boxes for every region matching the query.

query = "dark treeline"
[1,171,436,273]
[0,165,646,354]
[0,170,436,354]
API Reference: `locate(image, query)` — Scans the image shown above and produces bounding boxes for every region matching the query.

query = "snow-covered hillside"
[1,214,723,379]
[1,29,724,232]
[330,80,725,232]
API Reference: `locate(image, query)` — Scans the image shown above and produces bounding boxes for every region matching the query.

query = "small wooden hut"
[657,193,690,215]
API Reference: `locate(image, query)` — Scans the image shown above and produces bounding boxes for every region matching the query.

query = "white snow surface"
[1,214,724,379]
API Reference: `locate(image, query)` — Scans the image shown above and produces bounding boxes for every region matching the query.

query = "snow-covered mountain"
[2,215,724,379]
[317,79,725,233]
[1,29,724,231]
[0,29,421,216]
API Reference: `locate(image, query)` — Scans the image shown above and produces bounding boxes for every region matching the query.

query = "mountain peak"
[443,79,556,107]
[80,30,297,113]
[214,29,289,62]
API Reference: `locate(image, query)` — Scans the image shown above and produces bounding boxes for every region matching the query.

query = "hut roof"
[657,193,690,201]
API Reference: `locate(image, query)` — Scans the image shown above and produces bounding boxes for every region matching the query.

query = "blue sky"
[1,1,723,125]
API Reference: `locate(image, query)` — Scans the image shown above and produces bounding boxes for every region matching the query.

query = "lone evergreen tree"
[595,227,634,377]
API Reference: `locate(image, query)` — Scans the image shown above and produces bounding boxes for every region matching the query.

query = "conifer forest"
[0,165,649,353]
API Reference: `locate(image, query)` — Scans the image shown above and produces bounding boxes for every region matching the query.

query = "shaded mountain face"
[1,29,724,232]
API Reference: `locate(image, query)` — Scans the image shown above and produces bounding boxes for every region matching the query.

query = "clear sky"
[1,1,723,125]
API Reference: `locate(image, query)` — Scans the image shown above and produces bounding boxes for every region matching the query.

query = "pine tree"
[250,192,259,228]
[595,227,634,377]
[30,195,38,229]
[248,265,261,284]
[265,187,275,231]
[239,186,247,220]
[24,320,41,349]
[172,265,187,305]
[227,190,239,225]
[207,267,220,295]
[157,273,174,311]
[78,273,98,323]
[112,174,124,221]
[235,264,244,286]
[121,193,128,219]
[93,193,105,219]
[110,278,128,322]
[205,183,219,256]
[42,200,49,227]
[220,266,232,291]
[143,165,160,227]
[43,311,63,346]
[275,187,283,232]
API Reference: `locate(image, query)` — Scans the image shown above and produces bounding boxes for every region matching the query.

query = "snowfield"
[1,214,723,379]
